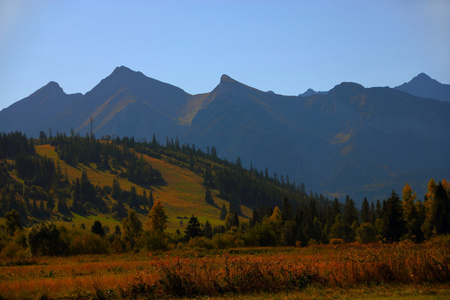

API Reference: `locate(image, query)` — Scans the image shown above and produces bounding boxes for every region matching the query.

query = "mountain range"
[1,66,449,203]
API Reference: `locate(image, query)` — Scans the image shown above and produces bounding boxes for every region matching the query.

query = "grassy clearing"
[35,145,251,233]
[0,241,448,299]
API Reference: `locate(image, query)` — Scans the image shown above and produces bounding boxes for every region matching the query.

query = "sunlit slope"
[35,145,251,231]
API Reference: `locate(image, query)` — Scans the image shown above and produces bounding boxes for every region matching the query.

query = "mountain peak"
[331,82,364,92]
[110,65,139,77]
[30,81,64,97]
[395,73,450,102]
[415,73,431,80]
[299,88,327,97]
[45,81,61,88]
[220,74,236,84]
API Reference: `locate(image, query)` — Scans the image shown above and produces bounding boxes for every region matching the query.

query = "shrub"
[212,233,244,249]
[27,222,67,256]
[187,236,215,250]
[330,238,344,245]
[141,230,169,251]
[67,229,110,255]
[356,223,377,244]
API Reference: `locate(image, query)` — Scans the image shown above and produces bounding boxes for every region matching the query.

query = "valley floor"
[0,241,449,299]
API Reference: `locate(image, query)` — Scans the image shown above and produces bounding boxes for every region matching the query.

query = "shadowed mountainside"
[1,67,449,202]
[395,72,450,102]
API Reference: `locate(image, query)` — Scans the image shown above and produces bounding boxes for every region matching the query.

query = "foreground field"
[0,240,449,299]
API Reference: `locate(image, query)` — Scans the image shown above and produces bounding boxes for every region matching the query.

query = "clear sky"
[1,0,449,110]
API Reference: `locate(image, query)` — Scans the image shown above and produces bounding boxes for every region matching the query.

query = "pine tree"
[122,210,143,250]
[129,186,139,209]
[185,215,202,240]
[91,220,105,236]
[220,204,228,221]
[203,220,213,239]
[46,195,55,212]
[282,197,294,222]
[384,190,405,242]
[402,183,422,241]
[71,178,81,212]
[114,198,127,220]
[343,196,358,227]
[361,198,370,223]
[422,182,450,237]
[231,212,240,228]
[204,186,214,205]
[111,178,122,200]
[148,191,154,210]
[148,200,168,236]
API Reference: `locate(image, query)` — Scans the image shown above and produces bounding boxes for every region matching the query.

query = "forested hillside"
[1,131,449,258]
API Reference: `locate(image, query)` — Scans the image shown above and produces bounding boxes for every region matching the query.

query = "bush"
[27,222,67,256]
[212,233,244,249]
[0,241,28,259]
[187,236,215,250]
[330,238,344,245]
[67,229,110,255]
[141,230,169,251]
[356,223,378,244]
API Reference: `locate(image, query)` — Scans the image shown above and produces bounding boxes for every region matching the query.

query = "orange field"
[0,239,449,299]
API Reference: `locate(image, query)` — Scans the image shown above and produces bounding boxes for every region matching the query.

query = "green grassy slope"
[35,145,251,232]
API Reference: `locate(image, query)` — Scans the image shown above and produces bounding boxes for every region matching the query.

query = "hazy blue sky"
[1,0,449,110]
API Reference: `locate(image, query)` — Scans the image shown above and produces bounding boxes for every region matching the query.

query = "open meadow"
[1,238,449,299]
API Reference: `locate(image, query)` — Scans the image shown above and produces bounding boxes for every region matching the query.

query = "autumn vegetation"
[1,131,450,298]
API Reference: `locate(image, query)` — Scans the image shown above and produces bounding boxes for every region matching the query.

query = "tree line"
[0,131,449,257]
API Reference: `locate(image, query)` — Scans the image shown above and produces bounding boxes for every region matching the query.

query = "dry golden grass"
[0,240,448,299]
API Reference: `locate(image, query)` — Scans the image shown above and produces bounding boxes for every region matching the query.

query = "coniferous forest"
[1,131,449,253]
[0,131,449,299]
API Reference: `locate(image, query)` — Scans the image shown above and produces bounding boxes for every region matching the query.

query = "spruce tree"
[220,204,228,221]
[148,191,154,210]
[361,198,370,223]
[129,186,139,210]
[91,220,105,236]
[203,220,213,239]
[185,215,202,240]
[384,191,405,242]
[205,186,214,205]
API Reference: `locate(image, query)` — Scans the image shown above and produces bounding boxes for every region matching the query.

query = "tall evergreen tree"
[384,191,405,242]
[111,178,122,200]
[122,210,143,250]
[129,186,139,209]
[422,182,450,237]
[204,186,214,205]
[361,198,370,223]
[282,197,294,222]
[220,204,228,221]
[343,196,358,227]
[71,178,82,212]
[91,220,105,236]
[148,191,154,210]
[203,220,213,239]
[148,200,168,236]
[185,215,202,240]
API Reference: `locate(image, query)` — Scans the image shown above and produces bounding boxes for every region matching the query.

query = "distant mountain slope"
[0,82,82,137]
[1,67,449,202]
[298,88,327,97]
[395,73,450,102]
[187,76,450,201]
